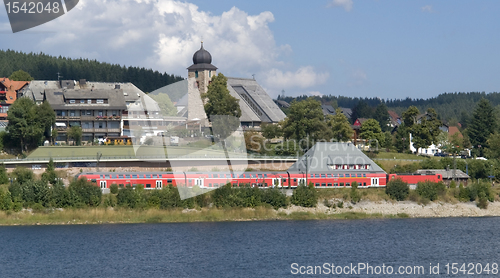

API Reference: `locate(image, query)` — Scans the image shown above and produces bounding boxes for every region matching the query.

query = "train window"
[189,179,192,185]
[126,175,130,178]
[327,183,332,187]
[214,183,219,187]
[294,178,297,182]
[333,174,338,178]
[345,174,350,178]
[315,183,320,187]
[159,174,162,178]
[112,175,116,178]
[119,184,124,188]
[315,174,319,178]
[209,183,212,187]
[357,174,362,177]
[340,183,344,187]
[283,178,287,182]
[132,184,137,188]
[213,174,218,178]
[321,183,326,187]
[310,174,314,178]
[339,174,344,177]
[258,174,263,178]
[167,179,172,183]
[232,174,235,178]
[327,174,332,178]
[334,183,338,187]
[118,175,123,178]
[346,183,350,187]
[100,175,103,179]
[363,183,367,187]
[91,179,96,183]
[132,174,137,178]
[437,175,441,179]
[146,174,150,178]
[264,174,267,178]
[146,184,151,188]
[363,174,366,177]
[321,174,326,178]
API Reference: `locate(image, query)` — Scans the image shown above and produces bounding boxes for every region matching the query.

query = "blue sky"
[1,0,499,99]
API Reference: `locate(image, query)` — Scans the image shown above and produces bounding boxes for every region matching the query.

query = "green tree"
[261,123,281,140]
[0,163,8,185]
[351,100,372,123]
[359,119,384,147]
[282,98,331,148]
[9,69,34,81]
[6,98,44,152]
[290,183,318,207]
[373,103,390,131]
[203,73,241,119]
[327,108,353,142]
[67,126,83,146]
[149,93,177,116]
[37,101,56,139]
[385,178,409,201]
[41,158,58,185]
[68,177,102,207]
[468,98,497,157]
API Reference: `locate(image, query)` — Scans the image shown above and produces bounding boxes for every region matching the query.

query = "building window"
[70,111,75,116]
[88,99,91,104]
[195,71,198,78]
[209,71,211,77]
[69,100,75,104]
[80,100,85,104]
[97,99,104,104]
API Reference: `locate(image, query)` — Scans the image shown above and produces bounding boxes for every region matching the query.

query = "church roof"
[227,77,286,124]
[287,142,386,174]
[187,43,218,71]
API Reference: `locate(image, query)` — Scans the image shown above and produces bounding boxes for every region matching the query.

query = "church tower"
[186,42,217,126]
[187,42,217,96]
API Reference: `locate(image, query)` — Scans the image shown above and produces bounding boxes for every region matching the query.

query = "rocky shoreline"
[279,200,500,218]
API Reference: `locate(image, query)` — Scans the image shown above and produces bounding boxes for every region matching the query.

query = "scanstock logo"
[3,0,79,33]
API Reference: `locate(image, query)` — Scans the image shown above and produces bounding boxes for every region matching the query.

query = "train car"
[387,173,442,187]
[78,171,416,191]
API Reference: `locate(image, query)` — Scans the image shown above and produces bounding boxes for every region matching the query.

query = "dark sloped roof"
[44,88,126,110]
[415,169,469,179]
[321,105,335,116]
[227,77,286,123]
[287,142,386,174]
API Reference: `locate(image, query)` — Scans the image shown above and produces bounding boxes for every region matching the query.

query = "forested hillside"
[0,50,184,93]
[279,91,500,122]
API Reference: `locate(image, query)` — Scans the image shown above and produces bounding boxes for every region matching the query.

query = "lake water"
[0,217,499,277]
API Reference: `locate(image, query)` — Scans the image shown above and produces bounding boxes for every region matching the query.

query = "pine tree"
[468,98,497,156]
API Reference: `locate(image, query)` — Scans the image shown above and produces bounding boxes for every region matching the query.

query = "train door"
[297,178,306,186]
[195,178,204,188]
[271,178,281,188]
[371,178,379,187]
[156,180,162,189]
[100,180,107,189]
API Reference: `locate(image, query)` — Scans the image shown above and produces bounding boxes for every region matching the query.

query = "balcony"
[82,128,121,133]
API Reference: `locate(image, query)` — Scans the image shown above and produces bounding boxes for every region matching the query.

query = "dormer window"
[69,100,75,104]
[87,99,91,104]
[80,100,85,104]
[97,99,104,104]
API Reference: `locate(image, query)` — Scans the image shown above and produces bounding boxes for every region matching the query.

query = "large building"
[20,79,183,142]
[151,43,287,129]
[288,142,387,187]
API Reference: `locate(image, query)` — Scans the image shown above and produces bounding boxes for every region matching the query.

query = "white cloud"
[327,0,353,12]
[264,66,330,90]
[27,0,293,78]
[421,5,435,13]
[4,0,326,97]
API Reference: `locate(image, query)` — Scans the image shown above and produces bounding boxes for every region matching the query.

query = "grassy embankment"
[0,207,406,226]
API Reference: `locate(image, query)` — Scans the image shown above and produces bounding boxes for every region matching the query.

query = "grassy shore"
[0,207,407,226]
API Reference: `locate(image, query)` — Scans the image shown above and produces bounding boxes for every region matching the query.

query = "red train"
[76,171,441,190]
